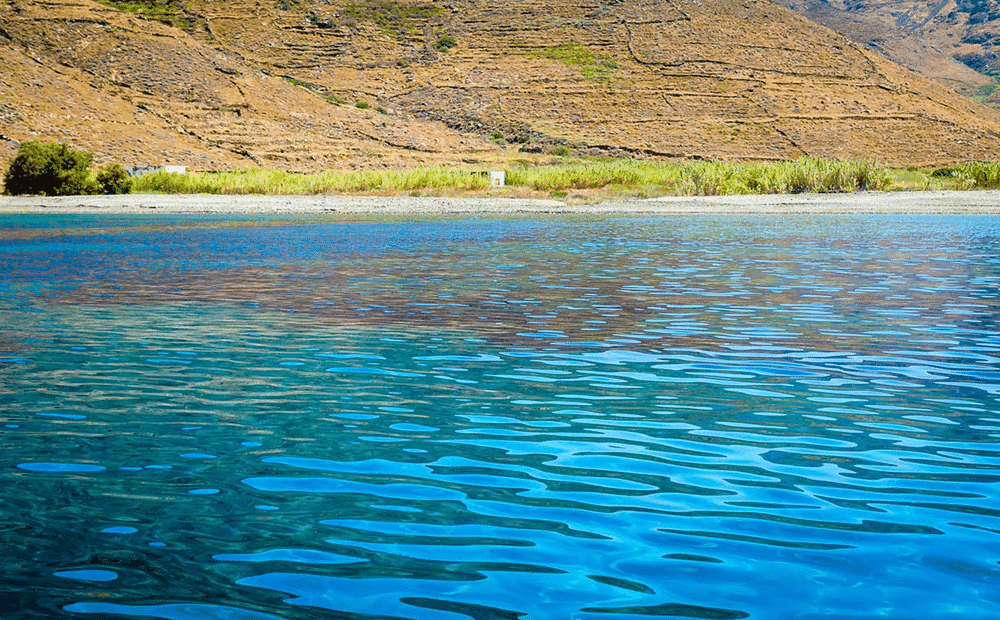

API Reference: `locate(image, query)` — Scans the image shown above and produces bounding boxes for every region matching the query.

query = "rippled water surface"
[3,212,1000,620]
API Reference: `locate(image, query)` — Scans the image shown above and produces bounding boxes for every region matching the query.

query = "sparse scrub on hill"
[283,76,315,90]
[97,0,196,30]
[344,1,442,37]
[533,43,618,80]
[434,35,457,52]
[973,81,999,104]
[2,141,132,196]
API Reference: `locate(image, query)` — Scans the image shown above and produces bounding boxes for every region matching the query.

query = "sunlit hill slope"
[1,0,999,173]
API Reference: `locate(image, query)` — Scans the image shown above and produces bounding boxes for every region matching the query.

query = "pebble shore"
[2,191,1000,215]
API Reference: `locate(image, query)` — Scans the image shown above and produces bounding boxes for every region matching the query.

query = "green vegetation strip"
[9,147,1000,197]
[133,167,493,195]
[133,158,901,196]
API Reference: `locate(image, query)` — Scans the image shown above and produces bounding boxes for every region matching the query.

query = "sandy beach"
[1,190,999,215]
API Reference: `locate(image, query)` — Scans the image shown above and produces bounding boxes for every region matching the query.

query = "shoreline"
[2,190,1000,215]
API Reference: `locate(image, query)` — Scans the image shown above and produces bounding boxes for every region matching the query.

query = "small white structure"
[126,165,188,177]
[490,170,505,188]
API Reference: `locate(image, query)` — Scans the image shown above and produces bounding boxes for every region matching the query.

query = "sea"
[2,212,1000,620]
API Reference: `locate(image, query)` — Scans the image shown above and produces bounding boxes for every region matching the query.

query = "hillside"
[775,0,1000,101]
[0,0,495,173]
[2,0,1000,176]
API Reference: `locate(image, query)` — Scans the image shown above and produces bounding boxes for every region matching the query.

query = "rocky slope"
[775,0,1000,100]
[0,0,496,173]
[2,0,999,176]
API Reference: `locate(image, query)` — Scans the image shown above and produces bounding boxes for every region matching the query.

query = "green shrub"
[355,101,370,110]
[96,162,133,195]
[3,141,98,196]
[434,34,456,52]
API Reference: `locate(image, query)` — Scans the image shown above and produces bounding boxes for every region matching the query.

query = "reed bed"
[952,161,1000,189]
[132,158,897,196]
[517,157,894,195]
[132,167,493,195]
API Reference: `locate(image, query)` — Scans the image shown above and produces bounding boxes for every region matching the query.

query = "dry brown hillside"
[2,0,1000,175]
[775,0,1000,99]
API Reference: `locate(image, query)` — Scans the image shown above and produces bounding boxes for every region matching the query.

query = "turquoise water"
[2,212,1000,620]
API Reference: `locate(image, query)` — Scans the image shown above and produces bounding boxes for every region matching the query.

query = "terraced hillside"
[0,0,495,172]
[775,0,1000,100]
[2,0,1000,174]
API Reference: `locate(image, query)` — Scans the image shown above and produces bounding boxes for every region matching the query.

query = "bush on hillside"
[3,141,99,196]
[434,35,457,52]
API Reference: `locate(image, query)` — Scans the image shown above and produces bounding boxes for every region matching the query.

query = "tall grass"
[133,167,492,195]
[739,158,890,194]
[132,158,894,197]
[506,158,890,195]
[953,161,1000,189]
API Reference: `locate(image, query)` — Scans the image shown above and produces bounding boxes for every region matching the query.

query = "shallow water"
[3,212,1000,620]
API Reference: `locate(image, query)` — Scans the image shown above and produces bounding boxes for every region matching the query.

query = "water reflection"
[2,214,1000,619]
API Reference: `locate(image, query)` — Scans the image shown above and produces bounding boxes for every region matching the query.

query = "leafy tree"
[96,162,133,194]
[2,141,99,196]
